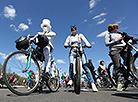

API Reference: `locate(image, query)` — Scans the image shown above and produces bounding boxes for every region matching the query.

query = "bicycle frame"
[24,43,43,71]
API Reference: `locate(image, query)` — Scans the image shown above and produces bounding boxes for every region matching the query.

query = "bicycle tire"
[107,62,129,89]
[3,50,40,96]
[47,61,60,92]
[107,63,117,87]
[130,54,138,81]
[74,57,81,94]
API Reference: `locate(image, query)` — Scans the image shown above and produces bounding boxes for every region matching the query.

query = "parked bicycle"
[2,34,60,96]
[107,32,138,89]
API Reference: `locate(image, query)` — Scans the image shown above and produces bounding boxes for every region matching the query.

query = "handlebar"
[67,45,87,48]
[118,32,138,44]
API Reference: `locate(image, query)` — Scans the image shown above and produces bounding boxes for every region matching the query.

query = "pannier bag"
[37,34,49,48]
[15,36,29,50]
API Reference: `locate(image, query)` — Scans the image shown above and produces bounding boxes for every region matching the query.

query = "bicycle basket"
[15,36,29,50]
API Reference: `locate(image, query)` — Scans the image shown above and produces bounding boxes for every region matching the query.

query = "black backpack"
[37,35,49,48]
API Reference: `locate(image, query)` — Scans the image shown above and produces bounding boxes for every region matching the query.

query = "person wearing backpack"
[105,23,126,91]
[31,19,56,78]
[64,25,98,92]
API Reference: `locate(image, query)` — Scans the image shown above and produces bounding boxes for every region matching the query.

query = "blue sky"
[0,0,138,75]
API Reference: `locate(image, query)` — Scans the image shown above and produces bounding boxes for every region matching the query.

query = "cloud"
[96,30,108,37]
[18,23,29,31]
[10,24,19,32]
[10,23,29,32]
[89,0,100,9]
[93,13,108,19]
[27,18,32,25]
[0,52,8,59]
[3,5,16,20]
[91,42,95,45]
[56,59,66,64]
[82,19,87,23]
[97,19,106,25]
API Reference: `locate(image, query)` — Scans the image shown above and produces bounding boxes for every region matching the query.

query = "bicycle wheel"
[107,63,129,89]
[74,57,81,94]
[130,54,138,81]
[107,63,117,87]
[47,61,59,92]
[3,50,40,96]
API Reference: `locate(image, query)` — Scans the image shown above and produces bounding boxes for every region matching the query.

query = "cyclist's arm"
[105,34,116,46]
[45,31,56,37]
[79,34,91,48]
[64,36,70,48]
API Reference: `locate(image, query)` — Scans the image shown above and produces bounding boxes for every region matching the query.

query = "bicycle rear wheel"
[47,61,59,92]
[74,57,81,94]
[3,50,40,96]
[130,54,138,81]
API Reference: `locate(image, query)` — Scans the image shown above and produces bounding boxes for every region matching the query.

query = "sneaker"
[117,83,123,92]
[91,83,98,92]
[27,87,31,90]
[68,80,73,86]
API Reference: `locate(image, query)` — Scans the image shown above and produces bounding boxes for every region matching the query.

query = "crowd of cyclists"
[1,19,138,94]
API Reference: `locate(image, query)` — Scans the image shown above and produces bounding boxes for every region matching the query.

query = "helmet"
[108,23,118,32]
[71,25,77,31]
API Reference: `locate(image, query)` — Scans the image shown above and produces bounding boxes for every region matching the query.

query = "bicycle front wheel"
[130,54,138,81]
[3,50,40,96]
[47,61,60,92]
[74,57,81,94]
[107,63,117,87]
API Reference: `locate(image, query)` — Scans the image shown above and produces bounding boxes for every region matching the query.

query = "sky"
[0,0,138,75]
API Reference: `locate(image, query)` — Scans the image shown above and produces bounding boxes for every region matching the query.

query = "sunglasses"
[115,26,119,29]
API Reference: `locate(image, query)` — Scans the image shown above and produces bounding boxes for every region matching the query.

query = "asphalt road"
[0,87,138,102]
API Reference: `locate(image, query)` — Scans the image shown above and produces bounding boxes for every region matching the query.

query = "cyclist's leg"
[69,51,76,80]
[43,45,51,73]
[110,52,122,84]
[81,53,98,91]
[81,53,94,83]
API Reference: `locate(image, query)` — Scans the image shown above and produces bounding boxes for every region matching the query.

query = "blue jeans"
[69,51,94,83]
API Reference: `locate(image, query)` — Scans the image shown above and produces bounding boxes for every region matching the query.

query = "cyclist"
[87,59,97,83]
[98,61,111,88]
[9,72,15,84]
[64,25,98,92]
[30,19,56,78]
[105,23,127,91]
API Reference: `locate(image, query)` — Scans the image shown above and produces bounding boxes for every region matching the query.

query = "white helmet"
[40,19,52,29]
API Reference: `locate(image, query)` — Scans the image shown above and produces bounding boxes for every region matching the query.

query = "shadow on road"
[112,93,138,100]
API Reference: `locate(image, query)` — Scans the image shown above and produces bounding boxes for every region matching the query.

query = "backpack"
[37,35,49,48]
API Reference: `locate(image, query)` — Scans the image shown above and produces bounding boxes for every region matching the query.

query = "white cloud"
[10,24,19,32]
[82,19,87,23]
[91,42,95,45]
[89,0,101,9]
[96,30,108,37]
[3,5,16,20]
[56,59,66,64]
[93,13,108,19]
[97,19,106,25]
[107,61,112,63]
[0,52,8,59]
[27,18,32,25]
[18,23,29,31]
[10,23,29,32]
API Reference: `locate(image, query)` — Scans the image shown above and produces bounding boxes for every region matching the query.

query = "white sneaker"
[68,80,73,86]
[27,87,31,90]
[91,83,98,92]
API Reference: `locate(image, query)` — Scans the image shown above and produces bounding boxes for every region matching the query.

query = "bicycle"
[67,45,87,94]
[2,34,60,96]
[107,32,138,89]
